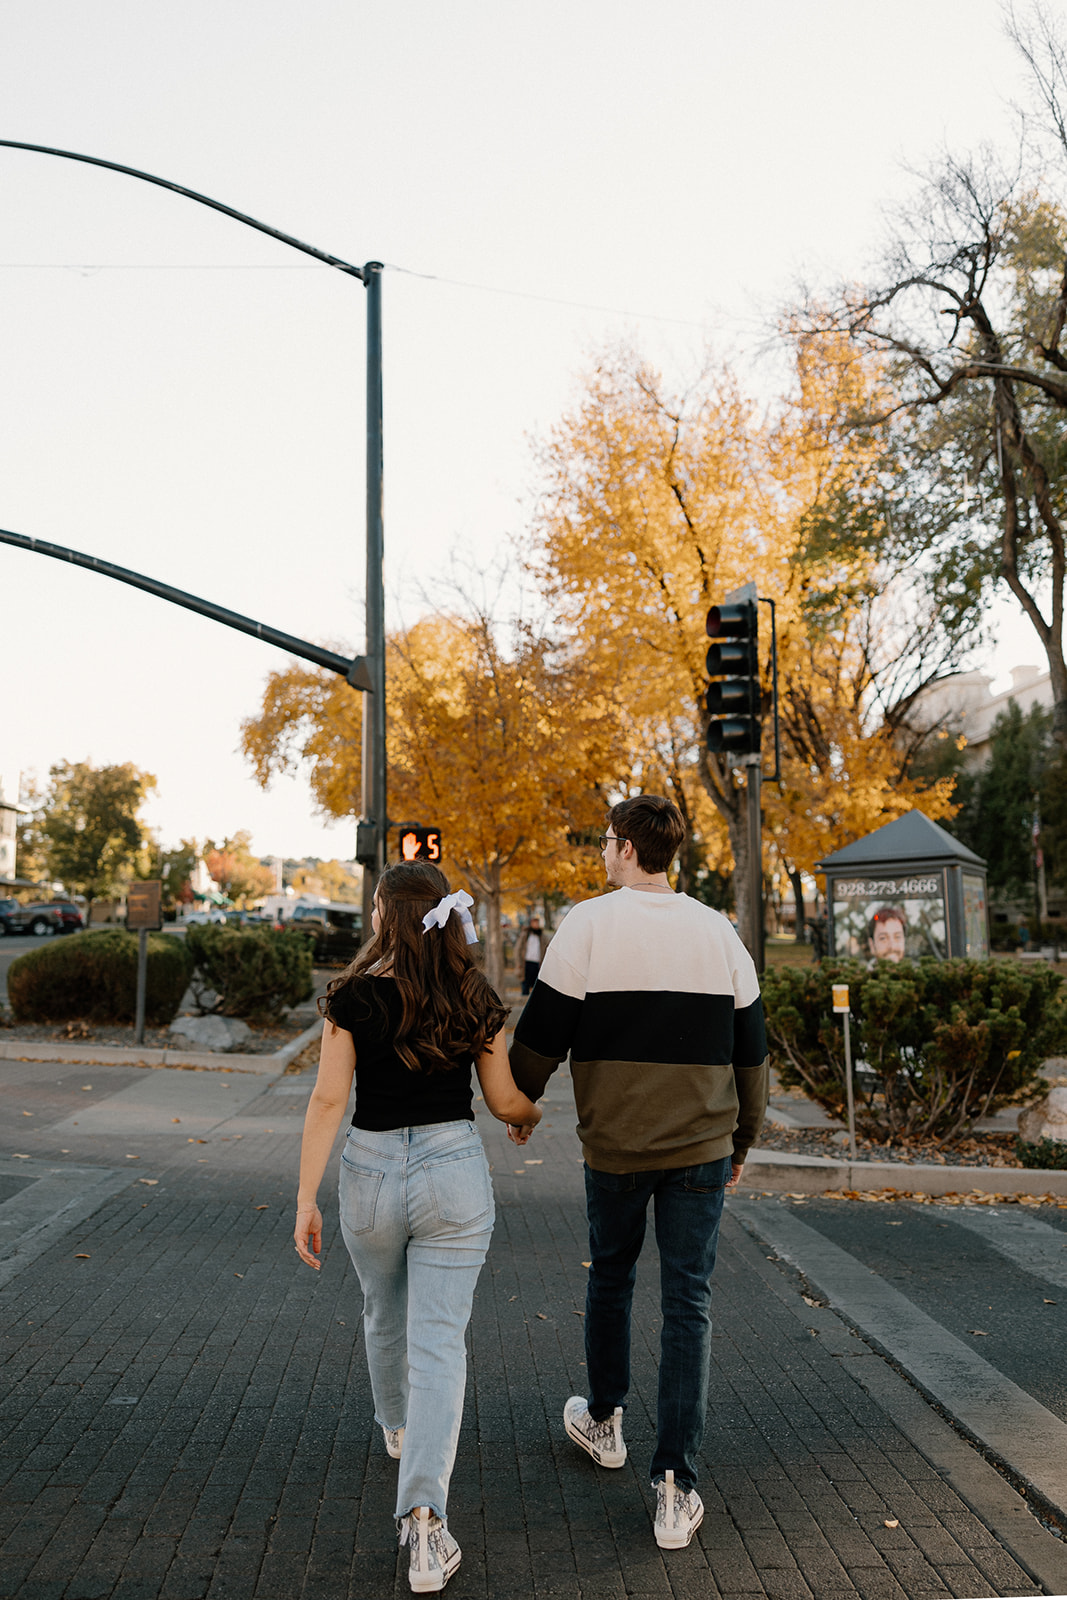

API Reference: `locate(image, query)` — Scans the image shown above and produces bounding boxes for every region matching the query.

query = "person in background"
[294,861,541,1593]
[509,795,768,1551]
[522,917,543,995]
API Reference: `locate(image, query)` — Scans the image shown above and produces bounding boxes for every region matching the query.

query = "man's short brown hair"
[609,795,686,876]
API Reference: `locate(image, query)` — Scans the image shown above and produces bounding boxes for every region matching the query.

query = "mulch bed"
[757,1124,1023,1168]
[0,1016,309,1056]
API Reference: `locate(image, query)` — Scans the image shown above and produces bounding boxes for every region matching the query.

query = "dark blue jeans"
[583,1156,731,1492]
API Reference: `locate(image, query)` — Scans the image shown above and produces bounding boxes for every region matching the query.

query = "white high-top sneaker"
[399,1506,462,1593]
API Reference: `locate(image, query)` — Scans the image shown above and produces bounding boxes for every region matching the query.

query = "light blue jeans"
[338,1120,494,1521]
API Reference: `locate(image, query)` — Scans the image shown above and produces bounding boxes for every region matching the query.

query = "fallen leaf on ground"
[172,1118,181,1124]
[12,1154,29,1160]
[254,1204,268,1210]
[536,1312,548,1320]
[582,1261,591,1268]
[884,1519,899,1528]
[525,1159,542,1165]
[1045,1298,1057,1304]
[969,1329,988,1336]
[22,1111,32,1116]
[74,1254,90,1259]
[138,1179,158,1186]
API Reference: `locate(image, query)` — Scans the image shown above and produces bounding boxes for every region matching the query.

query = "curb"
[0,1016,323,1077]
[741,1147,1067,1198]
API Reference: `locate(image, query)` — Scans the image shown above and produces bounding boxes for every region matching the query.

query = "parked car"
[0,898,64,937]
[45,900,85,934]
[183,908,227,926]
[290,902,363,964]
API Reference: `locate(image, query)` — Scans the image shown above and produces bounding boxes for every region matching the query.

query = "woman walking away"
[293,862,541,1593]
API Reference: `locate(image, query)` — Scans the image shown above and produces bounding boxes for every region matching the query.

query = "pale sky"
[0,0,1046,859]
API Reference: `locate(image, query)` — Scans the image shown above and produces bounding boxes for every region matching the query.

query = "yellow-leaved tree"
[532,341,963,934]
[241,600,620,989]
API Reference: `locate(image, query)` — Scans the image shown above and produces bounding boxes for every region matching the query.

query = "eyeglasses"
[598,835,628,851]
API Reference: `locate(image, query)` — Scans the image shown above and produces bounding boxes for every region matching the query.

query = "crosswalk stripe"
[731,1199,1067,1523]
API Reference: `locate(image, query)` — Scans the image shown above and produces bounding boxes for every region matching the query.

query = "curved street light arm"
[0,526,372,691]
[0,139,365,280]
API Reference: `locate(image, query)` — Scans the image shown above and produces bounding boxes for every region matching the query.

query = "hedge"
[7,929,192,1026]
[185,923,313,1022]
[762,957,1065,1141]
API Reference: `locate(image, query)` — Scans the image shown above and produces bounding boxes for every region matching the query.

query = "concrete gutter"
[741,1146,1067,1198]
[0,1016,323,1077]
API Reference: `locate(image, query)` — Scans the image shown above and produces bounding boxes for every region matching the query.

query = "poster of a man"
[831,874,947,962]
[867,906,907,962]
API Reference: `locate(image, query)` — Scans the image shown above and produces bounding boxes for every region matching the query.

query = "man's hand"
[726,1160,744,1189]
[507,1123,537,1145]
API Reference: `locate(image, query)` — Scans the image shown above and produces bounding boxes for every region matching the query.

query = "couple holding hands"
[294,795,768,1592]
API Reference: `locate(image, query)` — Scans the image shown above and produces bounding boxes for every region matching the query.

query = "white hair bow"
[421,889,478,945]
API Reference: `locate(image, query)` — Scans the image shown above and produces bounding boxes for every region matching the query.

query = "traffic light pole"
[0,140,388,935]
[743,755,765,974]
[361,262,386,937]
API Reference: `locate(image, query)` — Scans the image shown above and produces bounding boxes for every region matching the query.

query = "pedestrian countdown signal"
[399,826,442,863]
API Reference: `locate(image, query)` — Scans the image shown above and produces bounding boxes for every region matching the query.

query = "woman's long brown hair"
[320,862,507,1073]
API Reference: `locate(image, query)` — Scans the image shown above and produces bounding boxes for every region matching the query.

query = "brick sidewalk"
[0,1060,1057,1598]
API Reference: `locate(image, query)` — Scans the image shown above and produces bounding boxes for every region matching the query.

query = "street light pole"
[0,139,387,914]
[362,262,386,931]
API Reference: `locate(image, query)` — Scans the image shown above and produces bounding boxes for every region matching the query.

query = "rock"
[167,1015,253,1053]
[1018,1085,1067,1144]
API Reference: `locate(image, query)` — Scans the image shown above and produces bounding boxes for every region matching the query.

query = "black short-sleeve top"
[326,974,490,1131]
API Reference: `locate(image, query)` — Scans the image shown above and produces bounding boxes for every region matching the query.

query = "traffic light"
[398,826,442,862]
[705,602,761,755]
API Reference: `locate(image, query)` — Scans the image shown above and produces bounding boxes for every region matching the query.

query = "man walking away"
[509,795,767,1549]
[521,918,543,996]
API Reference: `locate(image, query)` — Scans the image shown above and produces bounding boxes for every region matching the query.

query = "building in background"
[0,770,28,891]
[911,666,1052,765]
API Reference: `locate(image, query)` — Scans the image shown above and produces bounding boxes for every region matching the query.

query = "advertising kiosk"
[816,810,989,962]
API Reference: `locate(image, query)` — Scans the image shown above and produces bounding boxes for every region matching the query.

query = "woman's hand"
[506,1116,539,1145]
[294,1203,323,1269]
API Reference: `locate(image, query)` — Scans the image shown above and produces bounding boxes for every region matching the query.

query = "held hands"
[294,1203,323,1269]
[506,1101,542,1145]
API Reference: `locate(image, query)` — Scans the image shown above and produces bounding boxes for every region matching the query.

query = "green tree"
[155,839,199,908]
[944,702,1051,900]
[32,762,157,925]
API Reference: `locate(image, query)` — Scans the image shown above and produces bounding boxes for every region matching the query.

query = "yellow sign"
[832,983,850,1014]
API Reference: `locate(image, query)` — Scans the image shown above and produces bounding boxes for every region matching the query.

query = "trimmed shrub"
[1015,1135,1067,1170]
[7,929,193,1026]
[185,924,313,1022]
[762,957,1062,1141]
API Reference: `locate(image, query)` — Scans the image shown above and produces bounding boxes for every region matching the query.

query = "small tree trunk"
[482,861,505,995]
[789,867,807,943]
[726,805,751,951]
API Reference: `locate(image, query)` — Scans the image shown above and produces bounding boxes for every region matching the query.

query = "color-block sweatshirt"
[509,887,768,1173]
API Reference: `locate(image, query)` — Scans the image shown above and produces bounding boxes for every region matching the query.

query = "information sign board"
[126,880,163,932]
